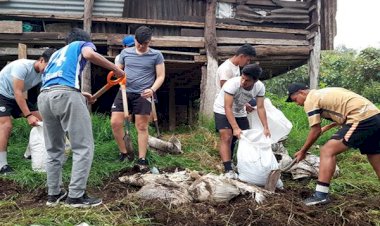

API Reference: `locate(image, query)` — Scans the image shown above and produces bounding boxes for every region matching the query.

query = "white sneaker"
[224,170,238,179]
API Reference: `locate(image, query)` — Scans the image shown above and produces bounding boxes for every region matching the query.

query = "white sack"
[237,129,283,188]
[248,98,292,144]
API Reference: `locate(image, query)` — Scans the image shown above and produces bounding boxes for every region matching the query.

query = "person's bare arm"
[224,93,241,138]
[321,122,338,133]
[256,97,270,137]
[220,80,227,88]
[13,79,39,126]
[142,63,165,98]
[294,124,322,161]
[81,47,124,78]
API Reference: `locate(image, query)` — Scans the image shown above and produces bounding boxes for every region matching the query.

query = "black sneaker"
[118,152,135,162]
[65,193,102,208]
[0,165,13,175]
[136,158,149,173]
[303,194,331,206]
[46,189,68,207]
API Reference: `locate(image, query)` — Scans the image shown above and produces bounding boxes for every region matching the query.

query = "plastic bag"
[25,122,71,172]
[248,98,292,144]
[237,129,283,188]
[26,122,47,172]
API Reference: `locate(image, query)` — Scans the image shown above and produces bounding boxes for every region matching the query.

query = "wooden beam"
[0,47,45,56]
[82,0,94,108]
[1,12,309,35]
[0,21,22,33]
[308,0,321,89]
[200,0,218,118]
[217,37,309,46]
[18,43,28,99]
[169,78,176,131]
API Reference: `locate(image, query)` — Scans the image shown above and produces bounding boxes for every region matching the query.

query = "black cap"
[286,83,309,102]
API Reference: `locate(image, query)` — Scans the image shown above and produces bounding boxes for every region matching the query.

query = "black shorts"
[0,94,37,118]
[214,112,250,132]
[331,114,380,154]
[111,90,151,115]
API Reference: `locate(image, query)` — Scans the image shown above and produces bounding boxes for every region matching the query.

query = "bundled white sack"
[248,98,292,144]
[237,129,283,189]
[25,122,47,172]
[24,122,71,172]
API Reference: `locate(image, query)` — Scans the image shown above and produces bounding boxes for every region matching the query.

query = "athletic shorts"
[0,94,37,118]
[331,114,380,154]
[111,90,151,115]
[214,112,250,132]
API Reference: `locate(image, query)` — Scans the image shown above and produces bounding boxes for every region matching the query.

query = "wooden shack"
[0,0,336,130]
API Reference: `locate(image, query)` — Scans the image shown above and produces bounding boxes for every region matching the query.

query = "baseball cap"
[122,35,135,47]
[286,82,309,102]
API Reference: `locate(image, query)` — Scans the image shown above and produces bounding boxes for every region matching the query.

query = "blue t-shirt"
[0,59,41,99]
[118,47,164,93]
[41,41,96,90]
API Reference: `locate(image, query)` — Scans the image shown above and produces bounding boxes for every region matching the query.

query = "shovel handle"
[92,71,124,100]
[120,83,129,119]
[151,95,160,137]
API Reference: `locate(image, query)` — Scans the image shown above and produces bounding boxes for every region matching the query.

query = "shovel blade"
[265,170,281,192]
[123,133,135,160]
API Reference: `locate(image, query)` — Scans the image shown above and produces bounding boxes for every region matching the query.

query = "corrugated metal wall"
[0,0,124,17]
[122,0,205,22]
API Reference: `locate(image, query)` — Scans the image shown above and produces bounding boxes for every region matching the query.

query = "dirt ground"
[1,169,379,226]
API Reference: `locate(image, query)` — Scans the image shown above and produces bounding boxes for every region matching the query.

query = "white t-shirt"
[0,59,41,99]
[213,76,265,117]
[215,59,240,90]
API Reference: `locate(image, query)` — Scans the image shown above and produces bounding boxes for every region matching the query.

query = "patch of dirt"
[1,171,379,225]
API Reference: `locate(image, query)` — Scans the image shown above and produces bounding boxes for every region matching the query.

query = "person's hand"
[245,103,255,113]
[294,150,307,162]
[263,127,271,138]
[82,92,96,104]
[233,127,242,139]
[114,68,125,79]
[27,115,40,127]
[141,88,154,98]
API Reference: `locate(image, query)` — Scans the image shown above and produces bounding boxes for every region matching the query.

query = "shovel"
[151,95,161,138]
[120,78,135,161]
[265,158,297,192]
[92,71,123,100]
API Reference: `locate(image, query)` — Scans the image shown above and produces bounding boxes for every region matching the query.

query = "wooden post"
[169,77,176,131]
[188,99,193,125]
[308,0,321,89]
[200,0,218,119]
[82,0,94,109]
[18,43,28,99]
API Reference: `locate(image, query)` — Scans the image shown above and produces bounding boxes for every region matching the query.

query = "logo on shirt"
[0,106,6,112]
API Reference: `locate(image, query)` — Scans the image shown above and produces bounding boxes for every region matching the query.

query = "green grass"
[1,96,379,225]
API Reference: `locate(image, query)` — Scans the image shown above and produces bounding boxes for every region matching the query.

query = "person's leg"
[367,154,380,179]
[59,92,94,199]
[38,92,66,196]
[219,129,233,171]
[0,116,12,169]
[135,114,150,160]
[111,111,127,153]
[304,139,348,206]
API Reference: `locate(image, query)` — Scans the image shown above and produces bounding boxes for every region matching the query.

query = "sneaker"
[46,189,68,207]
[118,152,135,162]
[136,158,149,173]
[224,170,238,179]
[303,194,331,206]
[0,165,13,175]
[65,193,102,208]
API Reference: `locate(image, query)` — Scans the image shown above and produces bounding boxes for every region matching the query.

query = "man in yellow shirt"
[286,83,380,206]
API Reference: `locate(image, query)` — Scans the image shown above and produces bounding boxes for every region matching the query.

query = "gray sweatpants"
[38,88,94,198]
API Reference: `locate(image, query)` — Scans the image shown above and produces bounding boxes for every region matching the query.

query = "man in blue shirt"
[0,48,55,175]
[38,28,125,208]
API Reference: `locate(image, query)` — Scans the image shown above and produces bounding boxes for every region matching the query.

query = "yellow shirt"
[304,88,380,127]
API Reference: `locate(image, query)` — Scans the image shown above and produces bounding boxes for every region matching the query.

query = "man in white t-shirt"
[216,44,256,91]
[213,64,270,178]
[0,48,55,175]
[216,44,256,161]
